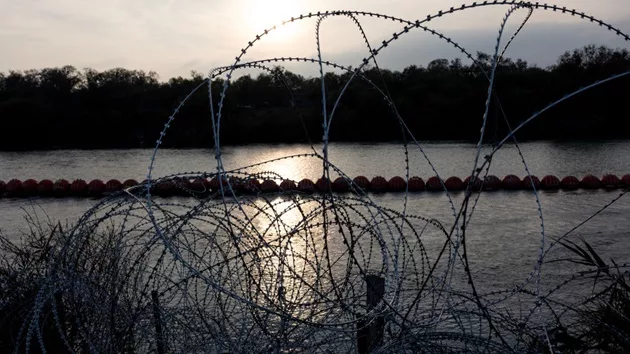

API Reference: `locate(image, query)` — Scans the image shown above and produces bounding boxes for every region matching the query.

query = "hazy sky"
[1,0,629,79]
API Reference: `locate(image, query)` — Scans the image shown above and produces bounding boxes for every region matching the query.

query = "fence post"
[357,275,385,354]
[151,290,166,354]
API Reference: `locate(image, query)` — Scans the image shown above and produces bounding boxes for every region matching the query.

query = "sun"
[246,0,301,42]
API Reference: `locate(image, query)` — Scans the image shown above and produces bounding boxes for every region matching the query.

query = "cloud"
[0,0,628,79]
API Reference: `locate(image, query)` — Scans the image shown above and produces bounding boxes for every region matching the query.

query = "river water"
[2,141,630,182]
[1,141,629,348]
[1,141,629,311]
[1,140,629,230]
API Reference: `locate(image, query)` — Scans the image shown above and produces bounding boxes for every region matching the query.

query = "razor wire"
[3,2,630,353]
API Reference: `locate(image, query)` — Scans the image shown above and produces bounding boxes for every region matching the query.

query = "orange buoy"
[172,176,189,187]
[156,180,177,196]
[601,174,620,189]
[245,178,260,193]
[37,179,54,196]
[105,179,123,193]
[540,175,560,190]
[22,179,38,196]
[483,175,501,191]
[88,179,106,196]
[407,176,425,191]
[280,179,297,191]
[225,177,243,192]
[174,177,192,195]
[139,179,152,192]
[370,176,388,192]
[189,178,208,193]
[209,176,230,191]
[352,176,370,190]
[123,179,139,189]
[260,180,279,193]
[333,177,350,192]
[6,179,22,197]
[560,176,580,190]
[298,178,315,193]
[580,175,601,189]
[53,179,70,196]
[71,179,88,195]
[445,176,464,190]
[316,177,331,192]
[388,176,406,191]
[3,173,625,197]
[501,175,521,190]
[522,175,540,190]
[425,176,442,191]
[463,176,482,191]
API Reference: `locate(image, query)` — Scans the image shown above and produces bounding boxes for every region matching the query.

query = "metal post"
[357,275,385,354]
[151,290,166,354]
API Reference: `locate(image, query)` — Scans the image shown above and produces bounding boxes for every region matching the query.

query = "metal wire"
[4,3,630,353]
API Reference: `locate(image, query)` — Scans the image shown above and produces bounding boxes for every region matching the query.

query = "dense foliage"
[0,45,628,150]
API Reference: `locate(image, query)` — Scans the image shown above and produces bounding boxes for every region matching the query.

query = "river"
[2,140,628,285]
[1,140,629,349]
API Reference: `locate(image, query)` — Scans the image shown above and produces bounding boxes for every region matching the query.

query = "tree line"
[0,44,628,150]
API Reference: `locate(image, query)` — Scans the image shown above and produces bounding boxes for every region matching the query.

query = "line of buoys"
[0,174,628,198]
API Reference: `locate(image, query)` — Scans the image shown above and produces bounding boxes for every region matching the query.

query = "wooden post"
[357,275,385,354]
[365,275,385,310]
[151,290,166,354]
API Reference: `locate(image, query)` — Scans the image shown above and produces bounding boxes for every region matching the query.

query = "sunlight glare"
[246,0,301,42]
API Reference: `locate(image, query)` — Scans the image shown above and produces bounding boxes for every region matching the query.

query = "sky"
[1,0,629,80]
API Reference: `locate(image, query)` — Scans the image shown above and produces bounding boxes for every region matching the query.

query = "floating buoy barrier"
[408,176,425,191]
[37,179,54,196]
[540,175,560,190]
[464,176,482,191]
[189,178,206,192]
[483,175,501,191]
[388,176,406,191]
[502,175,521,190]
[601,174,620,188]
[298,178,315,193]
[87,179,105,196]
[22,179,38,196]
[208,176,224,190]
[71,179,88,196]
[581,175,601,189]
[53,179,70,196]
[522,175,540,190]
[425,176,442,191]
[260,180,279,193]
[105,179,123,193]
[333,177,350,192]
[280,179,297,191]
[228,177,244,192]
[352,176,370,189]
[0,174,628,198]
[560,176,580,190]
[123,179,139,189]
[445,176,464,191]
[247,178,261,191]
[6,179,22,197]
[315,177,331,192]
[370,176,388,192]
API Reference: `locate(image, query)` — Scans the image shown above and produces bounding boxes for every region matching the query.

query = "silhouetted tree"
[0,44,628,150]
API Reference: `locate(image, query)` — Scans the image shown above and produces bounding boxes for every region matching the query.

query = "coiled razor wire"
[5,2,630,353]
